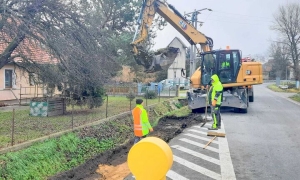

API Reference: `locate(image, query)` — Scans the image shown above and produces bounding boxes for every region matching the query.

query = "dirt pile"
[49,113,203,180]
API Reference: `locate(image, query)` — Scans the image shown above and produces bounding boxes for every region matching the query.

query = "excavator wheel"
[249,94,254,102]
[192,108,205,113]
[234,108,248,114]
[249,89,254,102]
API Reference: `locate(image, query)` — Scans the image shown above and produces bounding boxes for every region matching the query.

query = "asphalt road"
[224,83,300,180]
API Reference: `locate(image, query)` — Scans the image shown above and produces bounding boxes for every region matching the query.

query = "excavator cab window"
[218,52,233,83]
[201,53,217,85]
[218,50,241,84]
[201,50,241,85]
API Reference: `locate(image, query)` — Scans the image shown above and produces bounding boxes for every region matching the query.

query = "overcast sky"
[151,0,299,59]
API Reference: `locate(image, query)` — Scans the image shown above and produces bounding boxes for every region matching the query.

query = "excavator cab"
[200,49,242,86]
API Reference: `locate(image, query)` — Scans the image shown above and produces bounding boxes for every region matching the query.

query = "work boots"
[208,124,221,130]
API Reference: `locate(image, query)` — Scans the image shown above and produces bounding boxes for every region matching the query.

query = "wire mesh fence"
[0,83,184,150]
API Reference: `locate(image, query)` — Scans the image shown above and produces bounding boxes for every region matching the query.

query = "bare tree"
[271,2,300,80]
[269,41,290,79]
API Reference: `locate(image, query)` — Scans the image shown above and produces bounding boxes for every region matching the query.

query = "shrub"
[126,90,136,110]
[126,91,136,101]
[174,102,183,109]
[287,84,296,89]
[144,90,157,99]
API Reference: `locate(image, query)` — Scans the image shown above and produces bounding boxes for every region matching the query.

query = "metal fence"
[0,88,179,150]
[264,80,299,87]
[104,82,189,96]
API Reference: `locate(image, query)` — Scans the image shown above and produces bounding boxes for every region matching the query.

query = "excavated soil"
[49,114,203,180]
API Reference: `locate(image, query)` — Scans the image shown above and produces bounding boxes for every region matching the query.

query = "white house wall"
[167,38,187,83]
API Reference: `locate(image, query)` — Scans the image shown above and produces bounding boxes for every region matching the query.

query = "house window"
[29,73,35,86]
[5,69,13,88]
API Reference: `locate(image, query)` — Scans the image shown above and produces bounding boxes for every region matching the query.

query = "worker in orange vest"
[132,99,153,144]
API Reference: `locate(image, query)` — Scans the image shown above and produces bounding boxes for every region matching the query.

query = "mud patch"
[49,113,203,180]
[96,162,130,180]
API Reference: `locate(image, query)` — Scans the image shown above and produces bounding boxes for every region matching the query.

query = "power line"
[205,18,272,26]
[203,11,213,22]
[206,13,273,23]
[212,10,273,21]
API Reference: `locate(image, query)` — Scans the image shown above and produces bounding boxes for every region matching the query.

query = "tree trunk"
[295,64,300,81]
[0,33,25,69]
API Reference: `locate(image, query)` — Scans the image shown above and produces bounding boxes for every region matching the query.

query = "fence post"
[106,95,108,118]
[72,105,74,130]
[159,89,160,102]
[11,109,15,146]
[19,84,22,105]
[146,88,148,106]
[176,85,179,97]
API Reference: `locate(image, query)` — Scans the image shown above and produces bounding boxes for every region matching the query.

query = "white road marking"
[183,133,219,144]
[173,155,221,180]
[218,123,236,180]
[171,145,220,165]
[191,123,213,129]
[188,129,207,135]
[167,170,190,180]
[179,138,219,153]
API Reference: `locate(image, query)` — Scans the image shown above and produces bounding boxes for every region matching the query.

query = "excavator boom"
[131,0,213,72]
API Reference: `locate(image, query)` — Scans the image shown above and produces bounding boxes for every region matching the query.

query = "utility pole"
[184,8,212,77]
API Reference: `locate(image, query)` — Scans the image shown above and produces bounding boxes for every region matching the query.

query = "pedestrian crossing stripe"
[183,133,219,144]
[171,145,220,165]
[173,155,221,180]
[188,129,206,135]
[179,138,219,153]
[167,170,189,180]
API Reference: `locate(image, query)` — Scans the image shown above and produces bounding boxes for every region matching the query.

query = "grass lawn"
[290,93,300,103]
[0,96,169,149]
[267,84,300,93]
[166,106,191,118]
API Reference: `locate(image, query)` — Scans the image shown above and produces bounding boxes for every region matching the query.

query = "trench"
[49,112,203,180]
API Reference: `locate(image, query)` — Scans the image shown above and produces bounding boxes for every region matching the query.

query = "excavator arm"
[131,0,214,72]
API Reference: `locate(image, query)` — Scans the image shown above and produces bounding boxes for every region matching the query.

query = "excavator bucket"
[133,46,180,73]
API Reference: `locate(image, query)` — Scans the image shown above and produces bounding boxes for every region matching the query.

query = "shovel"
[201,87,211,127]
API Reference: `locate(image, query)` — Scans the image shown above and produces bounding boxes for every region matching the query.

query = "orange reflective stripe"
[132,107,147,136]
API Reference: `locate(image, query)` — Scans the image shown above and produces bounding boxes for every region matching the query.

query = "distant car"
[159,78,189,90]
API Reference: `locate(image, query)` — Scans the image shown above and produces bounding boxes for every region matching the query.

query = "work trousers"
[133,135,147,144]
[210,105,221,128]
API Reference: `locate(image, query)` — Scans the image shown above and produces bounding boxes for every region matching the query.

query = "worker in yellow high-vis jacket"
[132,99,153,144]
[208,74,223,130]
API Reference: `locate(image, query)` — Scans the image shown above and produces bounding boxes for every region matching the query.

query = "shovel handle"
[203,136,216,149]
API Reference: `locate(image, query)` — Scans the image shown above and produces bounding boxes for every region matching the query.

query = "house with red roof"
[0,36,59,105]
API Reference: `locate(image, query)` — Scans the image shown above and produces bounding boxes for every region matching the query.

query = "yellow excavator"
[131,0,263,113]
